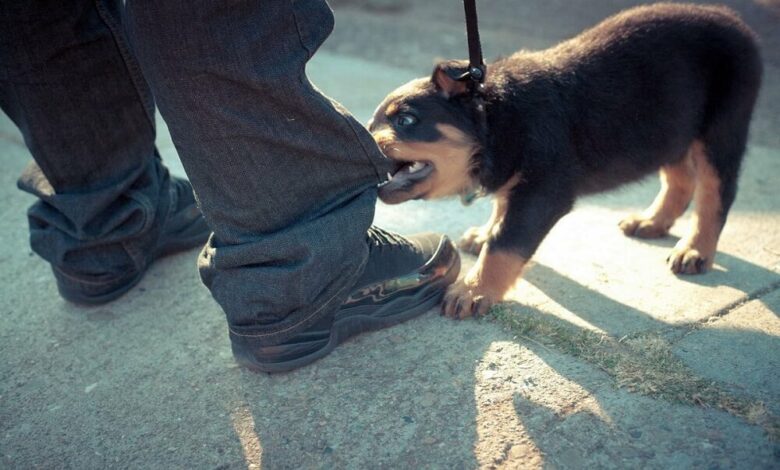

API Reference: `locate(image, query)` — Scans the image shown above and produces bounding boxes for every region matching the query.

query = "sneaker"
[231,227,461,373]
[54,177,210,305]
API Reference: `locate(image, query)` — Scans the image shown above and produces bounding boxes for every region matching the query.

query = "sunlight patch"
[231,403,262,469]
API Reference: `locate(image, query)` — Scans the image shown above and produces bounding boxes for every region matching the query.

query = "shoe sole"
[234,236,461,373]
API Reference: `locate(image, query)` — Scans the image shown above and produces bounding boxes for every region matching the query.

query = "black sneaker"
[54,177,210,305]
[231,227,461,373]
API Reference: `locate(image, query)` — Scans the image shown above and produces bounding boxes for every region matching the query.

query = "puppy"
[369,3,762,318]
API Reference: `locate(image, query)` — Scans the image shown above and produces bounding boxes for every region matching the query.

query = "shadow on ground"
[228,252,780,467]
[225,245,780,467]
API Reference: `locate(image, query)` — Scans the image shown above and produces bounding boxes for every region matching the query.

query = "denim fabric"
[0,1,157,192]
[1,0,393,345]
[1,1,170,285]
[18,156,172,279]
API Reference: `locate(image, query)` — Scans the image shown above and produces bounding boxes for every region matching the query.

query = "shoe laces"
[366,226,415,253]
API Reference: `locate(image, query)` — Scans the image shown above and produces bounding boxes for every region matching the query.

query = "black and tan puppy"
[369,3,762,318]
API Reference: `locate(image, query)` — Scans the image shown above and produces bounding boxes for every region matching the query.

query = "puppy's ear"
[431,60,470,98]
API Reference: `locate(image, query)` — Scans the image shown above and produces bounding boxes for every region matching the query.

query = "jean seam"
[94,0,156,129]
[290,0,314,60]
[227,253,368,338]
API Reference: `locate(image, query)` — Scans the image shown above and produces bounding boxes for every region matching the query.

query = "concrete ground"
[1,1,778,468]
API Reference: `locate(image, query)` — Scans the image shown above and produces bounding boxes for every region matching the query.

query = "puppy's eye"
[394,113,418,127]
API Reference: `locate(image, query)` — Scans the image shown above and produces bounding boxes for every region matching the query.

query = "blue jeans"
[0,0,393,345]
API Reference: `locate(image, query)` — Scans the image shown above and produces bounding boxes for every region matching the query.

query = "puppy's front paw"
[619,214,669,239]
[459,226,488,255]
[441,279,500,319]
[667,244,713,274]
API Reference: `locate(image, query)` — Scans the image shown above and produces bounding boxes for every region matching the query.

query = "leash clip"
[467,65,484,82]
[455,65,486,85]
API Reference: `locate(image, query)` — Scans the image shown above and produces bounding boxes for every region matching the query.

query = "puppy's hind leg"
[668,34,759,274]
[619,151,696,239]
[667,141,729,274]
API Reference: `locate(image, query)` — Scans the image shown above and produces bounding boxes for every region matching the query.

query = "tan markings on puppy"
[442,249,527,319]
[668,140,722,274]
[372,128,397,152]
[460,174,522,255]
[375,123,479,201]
[460,199,504,255]
[384,101,399,118]
[419,123,479,198]
[619,149,696,238]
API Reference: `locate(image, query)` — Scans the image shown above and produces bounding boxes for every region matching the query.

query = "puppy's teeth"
[408,161,426,173]
[386,172,393,180]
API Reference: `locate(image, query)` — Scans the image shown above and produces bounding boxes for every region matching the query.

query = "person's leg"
[122,0,409,346]
[0,1,208,303]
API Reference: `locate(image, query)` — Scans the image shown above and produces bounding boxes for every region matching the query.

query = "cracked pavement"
[2,1,779,468]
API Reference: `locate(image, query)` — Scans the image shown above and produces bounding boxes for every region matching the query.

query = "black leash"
[460,0,486,86]
[458,0,489,206]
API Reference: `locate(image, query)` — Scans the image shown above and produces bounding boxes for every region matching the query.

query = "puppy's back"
[515,3,763,193]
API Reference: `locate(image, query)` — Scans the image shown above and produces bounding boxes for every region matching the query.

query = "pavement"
[1,1,779,468]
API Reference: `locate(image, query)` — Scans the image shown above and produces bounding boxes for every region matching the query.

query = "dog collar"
[460,185,486,206]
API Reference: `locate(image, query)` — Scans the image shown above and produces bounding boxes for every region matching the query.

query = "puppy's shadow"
[622,231,780,292]
[492,262,779,464]
[501,316,780,467]
[226,255,778,467]
[521,262,666,335]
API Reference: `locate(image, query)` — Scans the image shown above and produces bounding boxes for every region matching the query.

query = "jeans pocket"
[290,0,335,59]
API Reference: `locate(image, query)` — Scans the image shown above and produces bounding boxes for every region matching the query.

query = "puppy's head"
[370,60,484,204]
